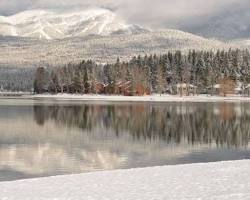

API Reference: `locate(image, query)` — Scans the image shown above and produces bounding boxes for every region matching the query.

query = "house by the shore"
[243,84,250,96]
[103,81,150,96]
[175,83,197,96]
[208,81,243,96]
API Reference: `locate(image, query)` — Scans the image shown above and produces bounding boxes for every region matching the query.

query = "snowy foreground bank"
[31,94,250,102]
[1,160,250,200]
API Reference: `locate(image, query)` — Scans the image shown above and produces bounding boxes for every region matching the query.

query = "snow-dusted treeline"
[34,49,250,95]
[0,67,35,92]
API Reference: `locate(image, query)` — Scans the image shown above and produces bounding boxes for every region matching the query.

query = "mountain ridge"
[0,8,249,68]
[0,8,146,39]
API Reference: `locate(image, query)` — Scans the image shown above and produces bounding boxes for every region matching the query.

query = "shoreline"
[1,160,250,200]
[24,94,250,102]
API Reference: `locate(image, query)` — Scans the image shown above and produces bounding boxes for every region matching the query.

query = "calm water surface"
[1,98,250,181]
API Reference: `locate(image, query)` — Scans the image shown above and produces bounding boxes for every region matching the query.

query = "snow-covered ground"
[30,94,250,102]
[0,160,250,200]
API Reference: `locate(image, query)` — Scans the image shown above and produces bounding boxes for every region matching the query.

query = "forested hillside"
[0,30,241,69]
[34,49,250,96]
[0,67,35,92]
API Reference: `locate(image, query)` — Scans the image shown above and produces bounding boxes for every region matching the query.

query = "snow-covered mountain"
[0,8,146,39]
[0,8,249,68]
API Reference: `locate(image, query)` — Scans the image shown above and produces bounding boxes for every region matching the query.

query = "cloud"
[0,0,33,15]
[0,0,119,15]
[0,0,240,17]
[115,0,241,28]
[184,0,250,39]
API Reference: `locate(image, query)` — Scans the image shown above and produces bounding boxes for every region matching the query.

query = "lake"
[1,98,250,181]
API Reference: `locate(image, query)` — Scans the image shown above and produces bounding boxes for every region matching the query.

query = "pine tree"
[34,67,47,94]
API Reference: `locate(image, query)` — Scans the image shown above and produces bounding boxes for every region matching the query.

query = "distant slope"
[229,38,250,48]
[0,29,245,68]
[184,4,250,40]
[0,8,146,39]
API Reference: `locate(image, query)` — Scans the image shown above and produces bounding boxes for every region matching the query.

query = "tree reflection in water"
[33,102,250,148]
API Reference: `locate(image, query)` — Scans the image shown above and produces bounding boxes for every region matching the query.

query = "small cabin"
[92,81,105,94]
[118,81,132,95]
[104,82,115,94]
[176,83,197,96]
[103,81,150,96]
[243,84,250,96]
[234,86,243,95]
[134,84,151,96]
[207,84,221,95]
[208,82,241,96]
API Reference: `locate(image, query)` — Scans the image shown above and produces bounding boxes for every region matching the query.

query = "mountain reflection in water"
[1,100,250,181]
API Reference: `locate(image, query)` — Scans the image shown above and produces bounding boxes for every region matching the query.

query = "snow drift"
[0,160,250,200]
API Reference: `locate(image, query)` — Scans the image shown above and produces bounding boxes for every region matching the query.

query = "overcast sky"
[0,0,249,39]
